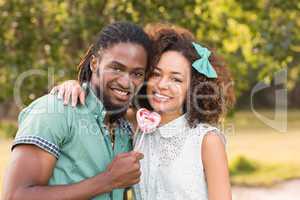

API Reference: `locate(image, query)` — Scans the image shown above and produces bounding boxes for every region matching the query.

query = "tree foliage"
[0,0,299,106]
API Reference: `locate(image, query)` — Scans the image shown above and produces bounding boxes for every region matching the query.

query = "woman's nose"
[157,77,170,90]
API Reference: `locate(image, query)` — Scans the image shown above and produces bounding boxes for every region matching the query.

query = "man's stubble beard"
[94,84,129,122]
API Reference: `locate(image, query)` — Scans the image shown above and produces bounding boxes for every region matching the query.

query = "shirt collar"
[158,114,187,138]
[83,82,106,123]
[83,83,133,135]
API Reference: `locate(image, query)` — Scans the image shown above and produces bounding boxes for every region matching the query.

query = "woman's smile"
[152,91,172,102]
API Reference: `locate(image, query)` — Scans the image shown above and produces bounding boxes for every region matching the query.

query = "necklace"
[108,123,116,149]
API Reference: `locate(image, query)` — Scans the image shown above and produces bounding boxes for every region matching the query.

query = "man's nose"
[117,73,131,89]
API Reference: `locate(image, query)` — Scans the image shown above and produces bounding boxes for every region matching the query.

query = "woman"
[52,24,235,200]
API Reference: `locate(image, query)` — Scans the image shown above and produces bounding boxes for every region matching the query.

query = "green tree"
[0,0,299,108]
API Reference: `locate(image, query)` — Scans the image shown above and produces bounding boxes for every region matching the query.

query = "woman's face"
[147,50,191,115]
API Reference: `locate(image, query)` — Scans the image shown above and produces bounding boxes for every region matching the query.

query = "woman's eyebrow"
[155,66,184,76]
[171,71,183,75]
[169,70,185,78]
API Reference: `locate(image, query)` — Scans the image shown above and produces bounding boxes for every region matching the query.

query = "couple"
[3,22,234,200]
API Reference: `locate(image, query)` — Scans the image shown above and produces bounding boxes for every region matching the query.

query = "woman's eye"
[151,72,160,77]
[172,78,183,83]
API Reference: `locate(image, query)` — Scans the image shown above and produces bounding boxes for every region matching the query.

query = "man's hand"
[2,146,141,200]
[106,151,143,189]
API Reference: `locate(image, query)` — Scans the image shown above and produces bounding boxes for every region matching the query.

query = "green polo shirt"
[12,84,133,200]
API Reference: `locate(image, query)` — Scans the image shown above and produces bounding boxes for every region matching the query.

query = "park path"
[232,179,300,200]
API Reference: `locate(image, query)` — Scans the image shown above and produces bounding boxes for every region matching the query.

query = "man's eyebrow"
[109,61,126,69]
[109,61,144,71]
[132,67,145,71]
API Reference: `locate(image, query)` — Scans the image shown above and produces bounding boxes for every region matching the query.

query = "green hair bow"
[192,42,217,78]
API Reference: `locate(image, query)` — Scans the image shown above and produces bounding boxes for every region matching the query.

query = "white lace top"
[133,114,226,200]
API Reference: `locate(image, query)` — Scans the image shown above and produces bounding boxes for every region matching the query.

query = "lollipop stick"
[134,131,145,151]
[133,127,140,147]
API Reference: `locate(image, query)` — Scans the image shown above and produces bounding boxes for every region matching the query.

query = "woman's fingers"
[79,89,86,105]
[63,85,72,105]
[50,80,84,106]
[57,85,65,99]
[50,86,58,95]
[71,86,80,107]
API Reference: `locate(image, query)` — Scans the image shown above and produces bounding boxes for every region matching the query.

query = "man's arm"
[2,145,142,200]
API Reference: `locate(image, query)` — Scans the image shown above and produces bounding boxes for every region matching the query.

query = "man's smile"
[110,86,132,101]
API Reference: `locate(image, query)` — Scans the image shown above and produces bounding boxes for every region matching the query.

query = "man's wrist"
[96,170,114,193]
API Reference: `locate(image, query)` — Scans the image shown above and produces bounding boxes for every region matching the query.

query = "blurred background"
[0,0,299,199]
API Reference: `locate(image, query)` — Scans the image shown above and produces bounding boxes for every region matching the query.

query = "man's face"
[91,42,147,113]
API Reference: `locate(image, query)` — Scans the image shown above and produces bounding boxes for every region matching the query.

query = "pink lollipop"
[134,108,161,150]
[137,108,161,133]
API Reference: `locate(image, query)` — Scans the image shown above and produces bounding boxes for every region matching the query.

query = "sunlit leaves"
[0,0,299,105]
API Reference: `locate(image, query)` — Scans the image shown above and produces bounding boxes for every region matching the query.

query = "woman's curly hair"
[143,23,235,127]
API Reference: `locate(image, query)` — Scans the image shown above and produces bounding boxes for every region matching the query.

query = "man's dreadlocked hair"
[77,21,152,84]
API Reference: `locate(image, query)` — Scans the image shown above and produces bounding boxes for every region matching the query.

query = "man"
[2,21,152,200]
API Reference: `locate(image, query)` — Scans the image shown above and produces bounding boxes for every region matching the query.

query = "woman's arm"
[202,133,232,200]
[51,80,139,130]
[50,80,141,132]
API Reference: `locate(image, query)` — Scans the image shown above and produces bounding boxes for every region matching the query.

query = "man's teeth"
[113,89,128,96]
[154,93,170,101]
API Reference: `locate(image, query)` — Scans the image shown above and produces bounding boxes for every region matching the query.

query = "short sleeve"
[12,95,71,159]
[198,123,227,146]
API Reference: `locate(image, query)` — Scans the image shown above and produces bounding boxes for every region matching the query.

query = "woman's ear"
[90,55,98,73]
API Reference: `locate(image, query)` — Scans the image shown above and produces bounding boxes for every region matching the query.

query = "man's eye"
[132,71,144,78]
[113,68,121,72]
[111,66,122,72]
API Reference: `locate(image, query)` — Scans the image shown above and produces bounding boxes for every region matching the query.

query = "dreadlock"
[78,21,152,84]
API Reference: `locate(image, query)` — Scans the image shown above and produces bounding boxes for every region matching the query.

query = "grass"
[0,110,300,194]
[230,160,300,187]
[0,139,12,195]
[226,110,300,186]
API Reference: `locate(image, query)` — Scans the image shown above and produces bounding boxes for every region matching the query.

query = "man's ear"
[90,55,98,73]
